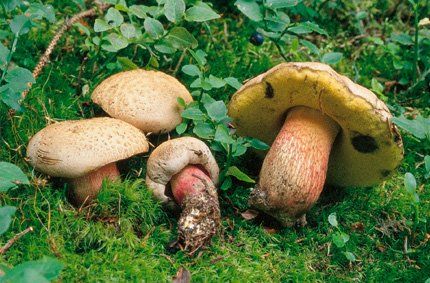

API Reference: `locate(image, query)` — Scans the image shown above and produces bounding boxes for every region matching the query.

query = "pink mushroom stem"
[68,162,120,206]
[170,165,213,204]
[253,106,340,226]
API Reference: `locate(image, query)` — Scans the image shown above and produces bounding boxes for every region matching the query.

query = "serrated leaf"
[206,101,228,122]
[328,213,338,227]
[214,124,234,144]
[227,166,255,183]
[144,17,164,39]
[322,52,343,64]
[94,19,112,32]
[0,206,16,235]
[175,122,187,135]
[167,27,198,49]
[180,107,206,120]
[185,6,220,22]
[117,57,138,71]
[193,122,215,139]
[182,64,201,77]
[120,23,136,39]
[165,0,185,23]
[0,162,30,192]
[235,0,263,22]
[105,7,124,27]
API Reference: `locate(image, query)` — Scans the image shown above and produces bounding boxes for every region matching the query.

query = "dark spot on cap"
[265,82,274,98]
[381,170,391,178]
[351,134,378,153]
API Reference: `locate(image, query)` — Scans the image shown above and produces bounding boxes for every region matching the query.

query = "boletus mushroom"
[228,62,404,227]
[145,137,220,255]
[26,117,149,207]
[91,69,193,134]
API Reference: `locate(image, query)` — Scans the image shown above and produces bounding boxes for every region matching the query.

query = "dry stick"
[22,3,110,100]
[0,227,34,254]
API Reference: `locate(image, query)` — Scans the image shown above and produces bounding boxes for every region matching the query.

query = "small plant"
[234,0,342,64]
[0,1,55,111]
[176,49,269,190]
[328,212,356,262]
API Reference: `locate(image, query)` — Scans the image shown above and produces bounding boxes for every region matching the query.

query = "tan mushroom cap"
[146,137,219,209]
[228,62,404,187]
[91,69,193,134]
[27,117,149,178]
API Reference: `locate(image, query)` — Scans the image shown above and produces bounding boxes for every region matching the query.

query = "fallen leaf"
[172,267,191,283]
[209,256,224,264]
[350,222,365,231]
[263,227,276,234]
[240,209,259,220]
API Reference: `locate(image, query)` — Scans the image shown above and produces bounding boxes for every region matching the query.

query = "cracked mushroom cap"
[228,62,404,187]
[91,69,193,134]
[27,117,149,178]
[146,137,219,210]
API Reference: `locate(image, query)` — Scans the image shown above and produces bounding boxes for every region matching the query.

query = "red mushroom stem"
[169,165,221,256]
[250,106,340,227]
[68,162,120,207]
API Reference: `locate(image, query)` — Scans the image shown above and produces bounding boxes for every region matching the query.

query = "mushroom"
[91,69,193,134]
[26,117,149,207]
[145,137,220,255]
[227,62,404,227]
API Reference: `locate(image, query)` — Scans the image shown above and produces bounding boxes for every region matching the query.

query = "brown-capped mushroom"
[91,69,193,134]
[228,62,404,227]
[145,137,220,255]
[26,117,149,207]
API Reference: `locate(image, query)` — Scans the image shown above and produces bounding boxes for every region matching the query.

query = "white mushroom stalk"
[145,137,220,256]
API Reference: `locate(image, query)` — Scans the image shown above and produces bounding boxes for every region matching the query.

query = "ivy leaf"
[226,166,255,183]
[0,206,16,235]
[165,0,185,23]
[0,162,30,192]
[167,27,198,49]
[235,0,263,22]
[144,17,164,40]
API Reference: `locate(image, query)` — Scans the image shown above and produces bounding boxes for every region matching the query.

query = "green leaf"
[0,162,30,192]
[214,124,234,144]
[0,44,10,68]
[300,39,320,55]
[391,114,430,140]
[0,206,16,235]
[106,33,129,50]
[94,19,112,32]
[231,143,247,157]
[10,14,33,36]
[26,4,55,23]
[185,5,220,22]
[404,172,417,195]
[129,5,148,19]
[208,75,226,88]
[154,39,176,54]
[5,67,35,84]
[328,213,338,227]
[187,48,208,66]
[176,122,187,135]
[193,122,215,139]
[201,93,216,106]
[180,107,206,120]
[117,57,138,70]
[425,155,430,178]
[220,175,232,190]
[247,138,270,150]
[332,232,345,248]
[144,17,164,39]
[105,7,124,27]
[227,166,255,183]
[206,101,228,122]
[165,0,186,23]
[120,23,136,39]
[167,27,198,49]
[343,251,356,262]
[4,0,21,12]
[177,97,187,107]
[391,32,413,45]
[301,22,328,36]
[321,52,343,65]
[182,64,201,77]
[3,256,64,282]
[235,0,263,22]
[0,86,26,112]
[266,0,301,9]
[224,77,243,90]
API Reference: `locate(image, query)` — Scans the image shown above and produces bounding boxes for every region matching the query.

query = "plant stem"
[0,35,18,85]
[219,143,232,185]
[412,0,420,83]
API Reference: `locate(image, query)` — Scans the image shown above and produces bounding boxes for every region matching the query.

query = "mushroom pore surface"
[250,106,340,227]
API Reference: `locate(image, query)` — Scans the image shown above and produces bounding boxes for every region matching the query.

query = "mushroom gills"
[249,106,340,227]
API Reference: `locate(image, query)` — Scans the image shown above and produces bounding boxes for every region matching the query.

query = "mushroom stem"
[68,162,120,207]
[250,106,340,227]
[170,165,221,256]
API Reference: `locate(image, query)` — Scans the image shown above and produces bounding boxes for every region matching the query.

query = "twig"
[0,227,34,254]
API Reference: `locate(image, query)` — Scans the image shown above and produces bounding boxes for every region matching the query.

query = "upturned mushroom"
[26,117,149,207]
[145,137,220,255]
[228,62,404,227]
[91,69,193,134]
